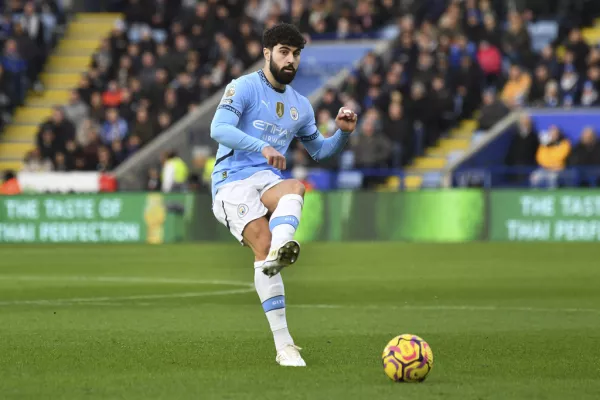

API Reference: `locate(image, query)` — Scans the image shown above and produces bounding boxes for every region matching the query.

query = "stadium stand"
[14,0,402,178]
[447,0,600,190]
[300,0,600,191]
[3,0,600,193]
[133,0,600,192]
[0,0,65,173]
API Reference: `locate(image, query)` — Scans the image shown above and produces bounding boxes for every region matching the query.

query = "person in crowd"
[501,64,531,108]
[477,40,502,87]
[37,107,76,151]
[506,114,540,175]
[0,170,20,195]
[63,90,89,131]
[101,108,128,145]
[384,102,414,167]
[23,148,52,172]
[580,81,600,107]
[161,150,189,193]
[146,167,161,191]
[528,65,550,105]
[530,125,571,188]
[542,80,561,107]
[477,88,510,131]
[351,117,392,189]
[568,127,600,185]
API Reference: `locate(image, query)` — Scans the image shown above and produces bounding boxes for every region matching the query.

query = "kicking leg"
[242,217,306,367]
[260,179,305,277]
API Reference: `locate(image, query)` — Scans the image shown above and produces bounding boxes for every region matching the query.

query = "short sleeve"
[295,99,320,143]
[216,78,253,119]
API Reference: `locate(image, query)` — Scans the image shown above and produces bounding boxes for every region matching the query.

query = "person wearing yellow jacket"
[530,125,571,188]
[161,150,189,193]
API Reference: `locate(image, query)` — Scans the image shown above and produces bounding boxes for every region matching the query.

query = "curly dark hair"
[262,23,306,50]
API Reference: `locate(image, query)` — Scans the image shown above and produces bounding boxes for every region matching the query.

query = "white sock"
[254,262,294,351]
[269,194,304,249]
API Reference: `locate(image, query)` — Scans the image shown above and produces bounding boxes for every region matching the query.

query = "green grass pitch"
[1,242,599,399]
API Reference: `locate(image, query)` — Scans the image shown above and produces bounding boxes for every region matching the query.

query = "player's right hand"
[262,146,287,170]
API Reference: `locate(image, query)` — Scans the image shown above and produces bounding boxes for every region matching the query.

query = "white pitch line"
[0,289,256,306]
[290,304,600,315]
[0,275,251,286]
[0,275,255,306]
[1,297,598,316]
[0,276,598,315]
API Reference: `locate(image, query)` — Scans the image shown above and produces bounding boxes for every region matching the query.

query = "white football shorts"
[212,170,283,244]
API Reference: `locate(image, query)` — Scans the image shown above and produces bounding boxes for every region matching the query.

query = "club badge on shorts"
[290,106,299,121]
[237,204,249,218]
[276,102,284,118]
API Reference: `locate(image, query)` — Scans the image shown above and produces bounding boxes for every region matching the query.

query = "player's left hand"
[335,107,358,133]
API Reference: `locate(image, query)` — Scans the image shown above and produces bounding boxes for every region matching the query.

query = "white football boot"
[262,240,301,277]
[276,344,306,367]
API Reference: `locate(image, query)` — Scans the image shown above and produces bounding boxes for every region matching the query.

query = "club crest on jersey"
[237,204,249,218]
[290,107,299,121]
[225,85,235,97]
[276,102,284,118]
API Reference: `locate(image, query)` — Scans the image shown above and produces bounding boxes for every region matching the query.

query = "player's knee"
[289,179,305,197]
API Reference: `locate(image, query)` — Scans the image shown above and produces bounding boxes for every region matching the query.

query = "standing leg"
[242,218,306,367]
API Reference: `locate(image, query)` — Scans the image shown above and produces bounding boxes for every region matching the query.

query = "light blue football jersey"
[210,70,320,198]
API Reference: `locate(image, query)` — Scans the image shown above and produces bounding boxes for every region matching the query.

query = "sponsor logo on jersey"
[220,98,233,105]
[290,107,299,121]
[253,120,293,146]
[276,102,284,118]
[253,120,290,136]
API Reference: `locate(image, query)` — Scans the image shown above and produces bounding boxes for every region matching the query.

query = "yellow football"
[382,334,434,382]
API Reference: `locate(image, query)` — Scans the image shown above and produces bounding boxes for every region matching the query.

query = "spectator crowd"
[23,0,401,180]
[3,0,600,192]
[0,0,63,133]
[504,114,600,188]
[283,0,600,189]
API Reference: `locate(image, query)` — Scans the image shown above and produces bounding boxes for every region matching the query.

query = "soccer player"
[210,23,358,367]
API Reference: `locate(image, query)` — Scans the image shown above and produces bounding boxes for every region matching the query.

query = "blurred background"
[1,0,600,243]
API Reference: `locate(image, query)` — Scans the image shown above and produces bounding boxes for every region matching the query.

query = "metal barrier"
[453,166,600,188]
[442,112,521,188]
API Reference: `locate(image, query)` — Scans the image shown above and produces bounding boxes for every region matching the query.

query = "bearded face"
[267,44,300,85]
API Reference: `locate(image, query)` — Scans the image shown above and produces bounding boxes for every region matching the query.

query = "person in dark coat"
[505,114,540,184]
[383,102,414,166]
[528,65,550,105]
[568,127,600,186]
[477,88,510,131]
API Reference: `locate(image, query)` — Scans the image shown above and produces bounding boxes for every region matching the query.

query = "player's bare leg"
[259,179,305,277]
[242,217,306,367]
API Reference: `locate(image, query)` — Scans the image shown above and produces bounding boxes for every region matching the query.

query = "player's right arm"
[210,79,270,153]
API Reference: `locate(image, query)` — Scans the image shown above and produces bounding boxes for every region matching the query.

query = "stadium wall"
[3,189,599,244]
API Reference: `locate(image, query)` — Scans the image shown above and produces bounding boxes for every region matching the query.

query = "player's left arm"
[297,102,358,161]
